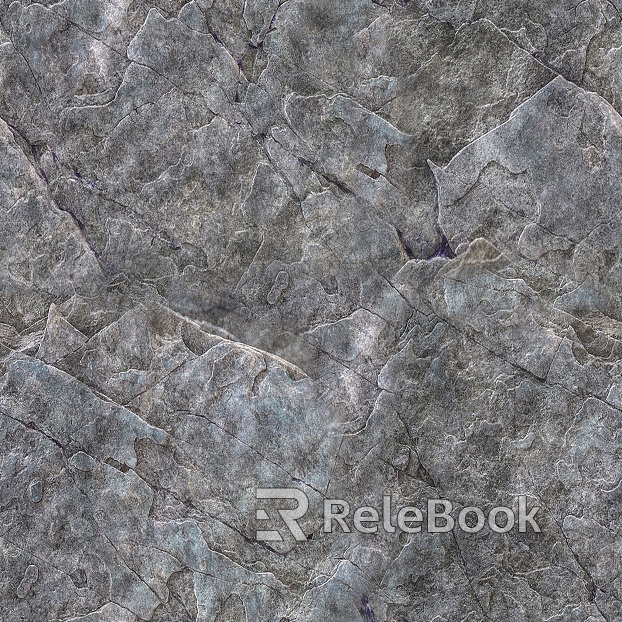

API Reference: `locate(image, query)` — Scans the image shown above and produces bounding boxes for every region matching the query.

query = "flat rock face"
[1,1,622,621]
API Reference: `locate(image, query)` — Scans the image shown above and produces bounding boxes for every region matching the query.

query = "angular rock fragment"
[36,304,88,365]
[432,76,622,328]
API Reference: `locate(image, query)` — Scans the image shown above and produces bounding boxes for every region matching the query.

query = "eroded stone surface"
[1,1,621,621]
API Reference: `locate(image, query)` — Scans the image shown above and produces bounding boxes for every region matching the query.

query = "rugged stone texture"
[1,0,622,620]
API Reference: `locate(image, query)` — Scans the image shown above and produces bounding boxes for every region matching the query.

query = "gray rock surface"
[1,1,622,620]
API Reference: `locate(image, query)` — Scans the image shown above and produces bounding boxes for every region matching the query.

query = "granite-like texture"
[1,1,622,620]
